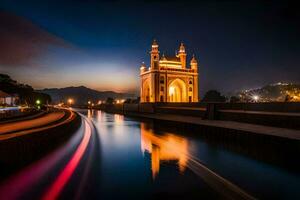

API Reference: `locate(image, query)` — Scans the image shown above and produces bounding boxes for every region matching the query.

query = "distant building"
[140,40,199,102]
[0,90,19,106]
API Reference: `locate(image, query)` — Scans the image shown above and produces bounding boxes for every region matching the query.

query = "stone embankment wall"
[96,102,300,129]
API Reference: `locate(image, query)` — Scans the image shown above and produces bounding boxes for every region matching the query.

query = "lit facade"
[140,40,199,102]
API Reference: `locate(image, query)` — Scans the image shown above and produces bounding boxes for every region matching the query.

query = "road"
[0,110,99,199]
[0,111,64,134]
[0,109,75,141]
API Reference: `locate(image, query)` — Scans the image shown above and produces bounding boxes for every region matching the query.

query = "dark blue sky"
[0,0,299,96]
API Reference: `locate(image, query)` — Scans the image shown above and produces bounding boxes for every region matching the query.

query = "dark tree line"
[0,74,51,105]
[202,90,226,102]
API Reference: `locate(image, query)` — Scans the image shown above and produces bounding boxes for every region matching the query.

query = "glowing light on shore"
[115,99,125,104]
[68,98,73,105]
[252,95,259,102]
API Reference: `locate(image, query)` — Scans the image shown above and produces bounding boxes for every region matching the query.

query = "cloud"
[0,11,69,68]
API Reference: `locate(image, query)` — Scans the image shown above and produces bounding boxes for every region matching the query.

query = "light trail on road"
[42,120,92,200]
[0,112,65,134]
[0,110,74,141]
[0,113,94,200]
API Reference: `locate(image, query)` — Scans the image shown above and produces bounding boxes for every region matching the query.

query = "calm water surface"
[75,109,300,199]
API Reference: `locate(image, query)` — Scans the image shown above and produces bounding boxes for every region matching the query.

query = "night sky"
[0,0,299,96]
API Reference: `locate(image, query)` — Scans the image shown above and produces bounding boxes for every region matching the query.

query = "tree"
[230,96,240,103]
[106,97,114,104]
[124,98,132,103]
[285,95,292,102]
[0,74,50,105]
[132,97,140,104]
[202,90,226,102]
[0,74,33,95]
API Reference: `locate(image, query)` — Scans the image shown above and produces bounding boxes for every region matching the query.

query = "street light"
[68,98,73,105]
[36,99,41,105]
[35,99,41,109]
[252,95,259,102]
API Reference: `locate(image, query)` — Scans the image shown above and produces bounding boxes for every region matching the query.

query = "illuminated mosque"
[140,40,199,102]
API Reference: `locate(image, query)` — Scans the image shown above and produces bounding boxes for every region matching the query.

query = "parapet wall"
[215,102,300,112]
[98,102,300,129]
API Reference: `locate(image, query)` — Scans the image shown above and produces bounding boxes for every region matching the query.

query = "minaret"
[150,39,160,70]
[140,62,146,74]
[178,42,187,69]
[190,54,198,72]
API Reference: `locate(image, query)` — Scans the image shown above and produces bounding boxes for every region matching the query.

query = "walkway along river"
[0,109,299,199]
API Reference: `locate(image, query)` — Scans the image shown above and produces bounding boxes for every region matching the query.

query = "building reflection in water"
[140,123,189,179]
[87,109,94,119]
[96,110,102,121]
[114,114,124,124]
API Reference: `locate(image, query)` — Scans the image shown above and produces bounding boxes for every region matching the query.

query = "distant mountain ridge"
[37,86,136,104]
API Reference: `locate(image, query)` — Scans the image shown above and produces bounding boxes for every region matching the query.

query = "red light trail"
[42,120,92,200]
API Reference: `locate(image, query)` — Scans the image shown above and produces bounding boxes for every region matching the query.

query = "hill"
[0,74,51,105]
[38,86,136,104]
[237,82,300,102]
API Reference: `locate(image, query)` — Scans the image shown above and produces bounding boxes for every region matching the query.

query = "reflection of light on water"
[87,109,92,118]
[97,110,102,121]
[87,109,95,119]
[112,114,125,142]
[140,123,188,179]
[140,123,254,199]
[114,114,124,124]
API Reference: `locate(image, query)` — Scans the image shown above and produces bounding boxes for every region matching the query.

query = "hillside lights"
[252,95,259,102]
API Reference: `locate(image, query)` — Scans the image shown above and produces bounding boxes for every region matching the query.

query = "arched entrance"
[143,80,151,102]
[168,79,187,102]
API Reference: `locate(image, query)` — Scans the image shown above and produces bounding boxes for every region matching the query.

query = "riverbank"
[127,112,300,141]
[94,102,300,141]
